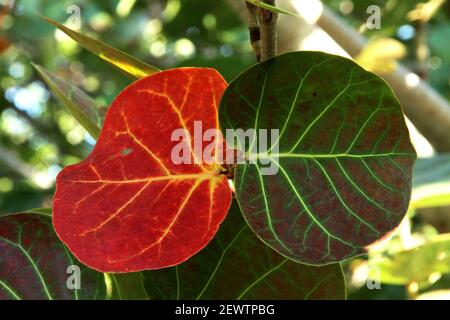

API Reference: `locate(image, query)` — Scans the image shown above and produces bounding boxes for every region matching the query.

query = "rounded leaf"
[219,52,416,265]
[53,68,232,272]
[0,212,105,300]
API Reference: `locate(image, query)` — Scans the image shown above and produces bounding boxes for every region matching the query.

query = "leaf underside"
[0,213,105,300]
[219,51,416,265]
[144,201,346,300]
[53,68,232,272]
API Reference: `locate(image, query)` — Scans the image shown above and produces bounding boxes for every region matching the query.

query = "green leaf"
[105,273,149,300]
[0,212,106,300]
[245,0,299,16]
[33,64,101,139]
[27,208,52,217]
[368,234,450,288]
[412,155,450,208]
[143,202,346,300]
[219,51,416,265]
[39,15,160,79]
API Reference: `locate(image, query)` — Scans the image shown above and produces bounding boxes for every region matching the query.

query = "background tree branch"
[245,1,261,61]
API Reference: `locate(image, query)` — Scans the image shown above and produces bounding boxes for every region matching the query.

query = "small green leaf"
[246,0,299,16]
[369,234,450,288]
[33,64,101,139]
[219,51,416,265]
[412,155,450,208]
[39,15,160,79]
[105,273,148,300]
[0,212,106,300]
[143,202,346,300]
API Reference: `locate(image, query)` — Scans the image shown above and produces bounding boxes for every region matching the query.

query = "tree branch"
[245,1,261,61]
[258,0,278,61]
[0,144,35,181]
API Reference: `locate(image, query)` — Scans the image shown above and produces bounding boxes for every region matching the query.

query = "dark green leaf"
[33,64,101,139]
[219,51,416,265]
[105,273,149,300]
[40,15,160,79]
[0,212,106,300]
[143,202,345,300]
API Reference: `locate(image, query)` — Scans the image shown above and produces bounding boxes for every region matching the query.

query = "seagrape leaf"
[33,64,102,138]
[0,212,106,300]
[53,68,232,272]
[144,201,346,299]
[41,15,160,79]
[219,51,416,265]
[368,234,450,288]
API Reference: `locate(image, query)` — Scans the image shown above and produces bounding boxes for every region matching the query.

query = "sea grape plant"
[0,16,416,300]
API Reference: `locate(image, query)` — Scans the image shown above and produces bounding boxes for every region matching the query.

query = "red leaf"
[53,68,232,272]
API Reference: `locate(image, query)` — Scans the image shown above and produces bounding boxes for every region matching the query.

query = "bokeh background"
[1,0,450,299]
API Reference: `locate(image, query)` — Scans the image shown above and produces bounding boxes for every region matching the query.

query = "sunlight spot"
[397,25,415,41]
[174,38,195,58]
[32,171,53,189]
[150,38,167,58]
[163,0,180,22]
[0,177,13,193]
[144,19,162,38]
[90,12,113,31]
[339,0,354,15]
[437,251,447,261]
[202,14,216,30]
[48,165,62,181]
[116,0,137,18]
[405,72,420,87]
[9,62,25,78]
[428,272,442,284]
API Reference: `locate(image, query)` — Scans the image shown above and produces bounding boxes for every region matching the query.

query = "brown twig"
[245,1,261,61]
[413,20,429,79]
[258,0,278,61]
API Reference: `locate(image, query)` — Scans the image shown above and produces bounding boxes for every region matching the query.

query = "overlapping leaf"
[144,201,346,299]
[368,234,450,288]
[53,68,232,272]
[219,51,416,265]
[33,64,102,138]
[41,15,160,79]
[0,212,106,300]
